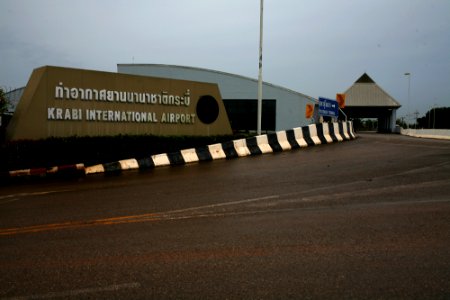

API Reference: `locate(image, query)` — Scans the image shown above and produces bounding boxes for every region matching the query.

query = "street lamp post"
[257,0,264,136]
[404,72,411,129]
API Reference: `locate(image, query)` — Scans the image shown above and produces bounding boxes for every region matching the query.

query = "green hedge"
[0,134,249,171]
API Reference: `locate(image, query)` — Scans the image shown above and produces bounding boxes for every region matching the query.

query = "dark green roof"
[355,73,375,83]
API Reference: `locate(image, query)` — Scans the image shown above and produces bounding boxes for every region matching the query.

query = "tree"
[396,118,407,129]
[417,107,450,129]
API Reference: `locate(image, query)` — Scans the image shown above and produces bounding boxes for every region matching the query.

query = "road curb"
[4,163,86,180]
[2,121,356,179]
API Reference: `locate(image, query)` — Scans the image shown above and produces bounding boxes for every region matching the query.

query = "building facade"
[118,64,317,132]
[341,73,401,132]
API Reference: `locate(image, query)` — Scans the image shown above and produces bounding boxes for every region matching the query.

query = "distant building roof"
[343,73,401,108]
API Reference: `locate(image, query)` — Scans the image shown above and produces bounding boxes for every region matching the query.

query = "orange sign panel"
[336,93,346,108]
[305,103,314,118]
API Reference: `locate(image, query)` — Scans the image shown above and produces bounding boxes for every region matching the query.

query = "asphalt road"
[1,133,449,299]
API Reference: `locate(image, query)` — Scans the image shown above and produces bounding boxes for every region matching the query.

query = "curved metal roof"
[117,64,317,102]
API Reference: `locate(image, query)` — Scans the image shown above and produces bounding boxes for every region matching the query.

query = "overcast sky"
[1,0,449,120]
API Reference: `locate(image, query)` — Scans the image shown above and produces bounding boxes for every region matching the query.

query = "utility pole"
[433,105,437,129]
[414,110,419,129]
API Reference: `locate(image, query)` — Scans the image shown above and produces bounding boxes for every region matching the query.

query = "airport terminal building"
[117,64,317,132]
[3,64,401,140]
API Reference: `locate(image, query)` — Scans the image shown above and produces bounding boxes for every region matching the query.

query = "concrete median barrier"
[289,127,308,148]
[333,122,344,142]
[2,121,356,178]
[275,131,292,151]
[401,128,450,140]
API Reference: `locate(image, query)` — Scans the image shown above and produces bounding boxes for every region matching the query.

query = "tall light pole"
[433,104,437,129]
[404,72,411,129]
[257,0,264,135]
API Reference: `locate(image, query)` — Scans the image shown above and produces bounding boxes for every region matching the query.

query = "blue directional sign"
[318,97,339,118]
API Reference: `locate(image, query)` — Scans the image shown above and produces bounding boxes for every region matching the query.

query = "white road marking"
[296,179,450,203]
[3,282,141,300]
[0,195,282,236]
[0,190,72,205]
[157,208,294,221]
[163,195,280,215]
[0,198,20,205]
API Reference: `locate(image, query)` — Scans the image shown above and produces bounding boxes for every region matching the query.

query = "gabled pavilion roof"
[343,73,401,108]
